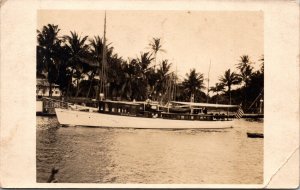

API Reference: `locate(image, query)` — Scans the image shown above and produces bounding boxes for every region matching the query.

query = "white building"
[36,78,61,97]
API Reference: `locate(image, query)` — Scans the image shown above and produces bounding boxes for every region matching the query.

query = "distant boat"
[247,132,264,138]
[55,100,240,129]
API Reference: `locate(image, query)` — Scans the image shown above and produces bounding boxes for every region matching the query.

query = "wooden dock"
[243,113,264,118]
[36,98,69,116]
[227,113,264,119]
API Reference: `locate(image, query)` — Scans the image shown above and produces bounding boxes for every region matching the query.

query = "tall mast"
[206,60,211,103]
[103,11,107,98]
[99,11,107,100]
[174,63,177,101]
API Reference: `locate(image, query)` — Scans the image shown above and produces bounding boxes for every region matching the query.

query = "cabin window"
[151,105,157,110]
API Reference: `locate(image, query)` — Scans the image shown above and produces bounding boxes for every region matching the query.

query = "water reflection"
[36,116,263,184]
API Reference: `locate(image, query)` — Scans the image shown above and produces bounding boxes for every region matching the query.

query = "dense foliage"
[37,24,264,113]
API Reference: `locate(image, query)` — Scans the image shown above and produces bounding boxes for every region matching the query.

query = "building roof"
[36,78,59,87]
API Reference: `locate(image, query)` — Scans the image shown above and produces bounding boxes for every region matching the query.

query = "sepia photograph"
[36,10,264,184]
[0,0,299,188]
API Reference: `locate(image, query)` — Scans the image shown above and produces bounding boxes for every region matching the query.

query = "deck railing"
[161,112,232,121]
[162,112,214,121]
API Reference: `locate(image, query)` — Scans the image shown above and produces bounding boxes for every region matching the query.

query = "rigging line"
[247,87,264,110]
[169,82,172,101]
[96,60,101,100]
[207,60,211,103]
[174,64,177,101]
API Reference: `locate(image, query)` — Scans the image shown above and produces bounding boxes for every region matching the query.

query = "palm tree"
[147,68,160,99]
[156,59,172,101]
[37,24,61,97]
[219,69,241,104]
[209,83,225,103]
[236,55,254,86]
[137,52,153,71]
[148,38,166,67]
[182,69,205,102]
[55,45,72,96]
[236,55,255,105]
[107,53,124,99]
[240,64,253,88]
[136,52,154,100]
[88,36,112,98]
[259,54,264,73]
[236,55,251,71]
[120,59,138,100]
[83,52,99,98]
[126,58,147,100]
[118,59,142,100]
[159,60,172,76]
[63,31,89,97]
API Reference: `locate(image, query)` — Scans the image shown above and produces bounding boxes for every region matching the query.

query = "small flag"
[235,105,244,119]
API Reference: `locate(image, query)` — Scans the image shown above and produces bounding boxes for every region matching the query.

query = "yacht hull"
[55,108,235,129]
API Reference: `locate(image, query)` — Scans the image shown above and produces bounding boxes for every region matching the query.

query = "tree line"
[37,24,264,112]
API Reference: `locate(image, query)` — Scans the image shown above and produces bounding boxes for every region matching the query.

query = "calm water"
[36,116,263,184]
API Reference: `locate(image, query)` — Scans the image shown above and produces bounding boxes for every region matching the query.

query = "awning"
[171,101,239,108]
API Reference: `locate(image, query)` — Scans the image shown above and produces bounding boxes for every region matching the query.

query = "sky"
[38,10,263,89]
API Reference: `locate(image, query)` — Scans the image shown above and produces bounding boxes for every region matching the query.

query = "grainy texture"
[0,0,298,188]
[37,117,263,184]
